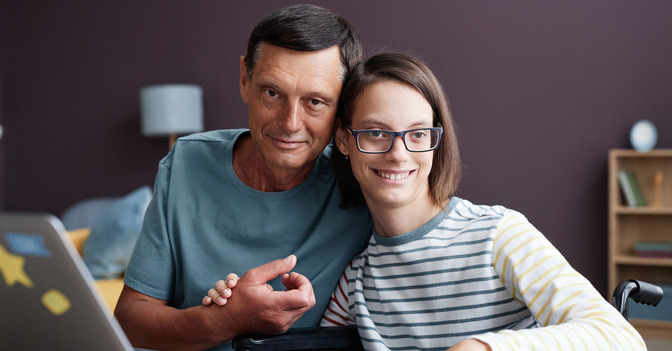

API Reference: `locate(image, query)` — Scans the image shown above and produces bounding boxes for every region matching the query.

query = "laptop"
[0,212,133,351]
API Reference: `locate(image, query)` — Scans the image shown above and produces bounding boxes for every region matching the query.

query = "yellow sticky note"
[42,289,71,316]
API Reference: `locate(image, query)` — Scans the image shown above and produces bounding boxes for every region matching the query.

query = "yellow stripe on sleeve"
[527,271,576,309]
[510,240,550,271]
[566,322,590,351]
[499,330,522,349]
[544,326,564,350]
[492,214,528,258]
[543,284,585,325]
[513,254,553,288]
[493,228,531,278]
[536,331,550,350]
[520,262,566,295]
[593,315,644,349]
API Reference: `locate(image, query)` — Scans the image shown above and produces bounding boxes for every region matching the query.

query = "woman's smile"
[374,169,414,181]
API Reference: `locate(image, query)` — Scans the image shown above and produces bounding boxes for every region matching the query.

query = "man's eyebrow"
[254,78,279,90]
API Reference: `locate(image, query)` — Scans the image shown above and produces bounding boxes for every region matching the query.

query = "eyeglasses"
[346,124,443,154]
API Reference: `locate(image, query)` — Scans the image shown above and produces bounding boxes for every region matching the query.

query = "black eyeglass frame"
[345,124,443,154]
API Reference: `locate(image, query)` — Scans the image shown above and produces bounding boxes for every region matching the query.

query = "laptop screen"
[0,212,132,350]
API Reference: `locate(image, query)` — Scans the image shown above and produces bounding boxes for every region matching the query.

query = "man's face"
[240,43,343,172]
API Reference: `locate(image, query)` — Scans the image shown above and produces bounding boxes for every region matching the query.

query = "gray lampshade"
[140,84,204,136]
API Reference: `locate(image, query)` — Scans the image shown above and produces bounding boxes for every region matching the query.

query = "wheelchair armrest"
[232,326,362,351]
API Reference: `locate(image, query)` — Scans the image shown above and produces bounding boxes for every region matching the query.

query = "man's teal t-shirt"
[124,129,372,349]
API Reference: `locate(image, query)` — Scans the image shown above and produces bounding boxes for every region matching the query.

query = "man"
[114,5,371,350]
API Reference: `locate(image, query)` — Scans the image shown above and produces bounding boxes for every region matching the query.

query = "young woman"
[205,53,645,351]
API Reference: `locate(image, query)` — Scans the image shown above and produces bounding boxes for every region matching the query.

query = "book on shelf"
[634,241,672,258]
[617,170,646,207]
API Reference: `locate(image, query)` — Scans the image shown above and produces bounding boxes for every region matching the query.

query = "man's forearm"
[115,288,238,350]
[116,301,237,350]
[115,256,315,350]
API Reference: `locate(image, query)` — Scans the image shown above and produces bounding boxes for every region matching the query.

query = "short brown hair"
[244,4,362,82]
[334,52,462,208]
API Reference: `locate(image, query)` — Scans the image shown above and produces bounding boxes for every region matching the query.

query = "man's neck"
[232,135,315,192]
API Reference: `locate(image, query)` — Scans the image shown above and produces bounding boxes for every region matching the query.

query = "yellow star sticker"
[0,243,34,288]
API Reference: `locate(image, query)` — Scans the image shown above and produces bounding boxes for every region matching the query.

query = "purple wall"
[2,0,672,295]
[0,0,6,210]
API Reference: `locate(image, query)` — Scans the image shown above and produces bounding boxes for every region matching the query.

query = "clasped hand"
[202,255,315,336]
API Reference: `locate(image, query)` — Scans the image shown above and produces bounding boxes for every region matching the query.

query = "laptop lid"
[0,212,133,351]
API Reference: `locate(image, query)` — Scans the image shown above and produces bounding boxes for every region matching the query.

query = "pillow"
[67,228,92,255]
[61,197,118,231]
[83,186,152,279]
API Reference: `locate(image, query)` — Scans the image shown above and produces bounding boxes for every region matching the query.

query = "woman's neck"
[369,198,445,238]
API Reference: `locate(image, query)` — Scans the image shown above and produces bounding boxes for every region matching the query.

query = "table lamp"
[140,84,204,149]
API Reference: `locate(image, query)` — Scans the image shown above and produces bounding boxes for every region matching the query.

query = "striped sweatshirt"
[320,197,645,350]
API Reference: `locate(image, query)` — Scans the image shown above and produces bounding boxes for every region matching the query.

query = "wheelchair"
[232,279,663,351]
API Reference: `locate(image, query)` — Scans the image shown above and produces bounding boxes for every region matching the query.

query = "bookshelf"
[608,149,672,338]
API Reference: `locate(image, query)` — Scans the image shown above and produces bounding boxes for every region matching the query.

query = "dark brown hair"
[244,4,362,81]
[334,52,462,208]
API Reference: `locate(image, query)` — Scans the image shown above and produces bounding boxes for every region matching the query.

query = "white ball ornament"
[630,120,657,152]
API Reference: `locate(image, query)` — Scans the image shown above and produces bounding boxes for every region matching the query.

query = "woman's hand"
[448,339,491,351]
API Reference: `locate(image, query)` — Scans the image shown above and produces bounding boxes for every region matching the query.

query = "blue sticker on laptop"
[5,233,52,257]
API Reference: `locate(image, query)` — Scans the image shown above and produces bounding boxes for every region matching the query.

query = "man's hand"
[211,255,316,336]
[115,255,314,351]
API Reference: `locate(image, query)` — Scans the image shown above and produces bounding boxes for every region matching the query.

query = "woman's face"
[336,80,435,212]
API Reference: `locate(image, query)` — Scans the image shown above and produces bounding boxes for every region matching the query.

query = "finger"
[214,296,227,306]
[282,272,310,291]
[281,273,292,288]
[209,288,228,306]
[202,295,213,306]
[244,255,296,284]
[274,272,315,311]
[286,272,314,297]
[226,273,239,288]
[215,280,231,297]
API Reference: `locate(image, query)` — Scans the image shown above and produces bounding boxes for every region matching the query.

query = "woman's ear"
[334,123,349,156]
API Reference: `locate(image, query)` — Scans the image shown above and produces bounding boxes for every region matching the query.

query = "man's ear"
[239,56,250,104]
[334,123,349,156]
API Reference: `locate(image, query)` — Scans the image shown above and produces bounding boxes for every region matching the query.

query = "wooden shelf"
[608,149,672,336]
[613,255,672,267]
[611,149,672,158]
[613,206,672,215]
[630,319,672,339]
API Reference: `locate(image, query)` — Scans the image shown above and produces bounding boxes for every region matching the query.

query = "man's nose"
[277,101,303,133]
